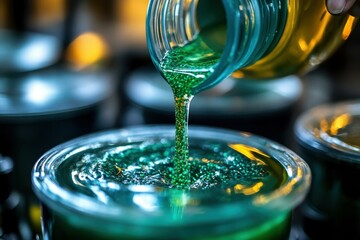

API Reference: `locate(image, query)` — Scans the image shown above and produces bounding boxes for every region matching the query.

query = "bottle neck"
[196,0,288,92]
[146,0,288,94]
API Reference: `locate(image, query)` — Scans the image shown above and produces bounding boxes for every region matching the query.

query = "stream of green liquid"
[159,37,221,188]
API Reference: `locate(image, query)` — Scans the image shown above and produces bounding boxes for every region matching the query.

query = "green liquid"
[159,37,221,188]
[58,139,285,192]
[52,137,288,239]
[49,137,289,239]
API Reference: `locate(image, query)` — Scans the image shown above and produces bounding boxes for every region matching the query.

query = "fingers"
[327,0,360,16]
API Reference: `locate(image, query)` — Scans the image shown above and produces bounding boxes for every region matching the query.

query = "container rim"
[294,100,360,164]
[32,125,311,226]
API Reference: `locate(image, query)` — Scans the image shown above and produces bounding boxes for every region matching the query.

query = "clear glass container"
[294,100,360,239]
[146,0,358,94]
[32,125,311,240]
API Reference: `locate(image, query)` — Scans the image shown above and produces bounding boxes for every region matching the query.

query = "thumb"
[327,0,360,16]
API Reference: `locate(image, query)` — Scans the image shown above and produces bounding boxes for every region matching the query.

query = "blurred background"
[0,0,359,239]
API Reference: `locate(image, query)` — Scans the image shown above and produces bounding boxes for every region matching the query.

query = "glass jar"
[146,0,358,94]
[294,100,360,239]
[32,125,311,240]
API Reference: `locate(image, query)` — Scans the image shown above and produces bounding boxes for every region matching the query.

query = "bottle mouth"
[295,100,360,163]
[146,0,288,94]
[146,0,229,93]
[32,125,310,226]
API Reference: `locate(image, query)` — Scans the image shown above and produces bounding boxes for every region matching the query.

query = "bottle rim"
[145,0,242,94]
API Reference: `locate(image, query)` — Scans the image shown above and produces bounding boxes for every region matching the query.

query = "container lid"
[295,100,360,163]
[0,67,113,118]
[0,30,61,73]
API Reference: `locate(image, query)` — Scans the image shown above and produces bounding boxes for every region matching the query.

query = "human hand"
[327,0,360,16]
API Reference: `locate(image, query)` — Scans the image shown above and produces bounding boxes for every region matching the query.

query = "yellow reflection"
[227,182,264,196]
[254,167,304,205]
[298,38,309,51]
[29,203,42,234]
[228,144,268,165]
[330,114,351,135]
[66,32,109,70]
[296,12,332,59]
[342,16,357,40]
[231,71,245,79]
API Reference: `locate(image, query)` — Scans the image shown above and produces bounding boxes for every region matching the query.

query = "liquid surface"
[57,138,286,205]
[316,114,360,150]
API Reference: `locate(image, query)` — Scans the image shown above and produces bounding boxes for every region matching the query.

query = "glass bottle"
[294,100,360,239]
[146,0,358,94]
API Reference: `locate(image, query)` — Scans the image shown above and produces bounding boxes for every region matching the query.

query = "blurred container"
[0,66,115,195]
[294,100,360,239]
[0,0,121,237]
[0,0,66,73]
[0,66,117,237]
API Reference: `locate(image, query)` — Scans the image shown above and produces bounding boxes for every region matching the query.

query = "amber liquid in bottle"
[236,0,358,79]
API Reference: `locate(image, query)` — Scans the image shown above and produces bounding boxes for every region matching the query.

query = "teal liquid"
[159,37,221,188]
[58,139,285,192]
[48,138,290,239]
[42,205,291,240]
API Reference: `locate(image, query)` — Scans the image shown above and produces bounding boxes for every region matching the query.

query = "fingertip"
[327,0,346,15]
